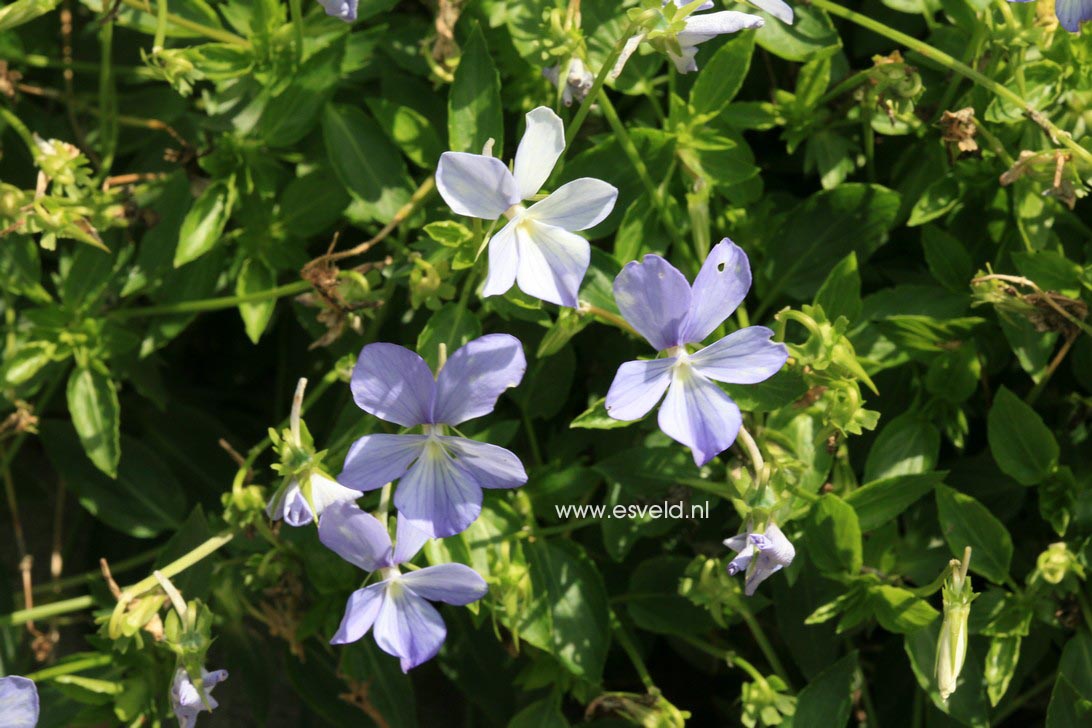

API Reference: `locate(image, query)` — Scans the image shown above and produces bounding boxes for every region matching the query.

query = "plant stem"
[811,0,1092,170]
[579,302,638,335]
[992,672,1056,723]
[118,0,250,47]
[24,653,113,682]
[677,634,766,683]
[110,279,313,320]
[118,531,234,604]
[289,0,305,64]
[565,22,637,145]
[612,613,655,689]
[735,598,794,689]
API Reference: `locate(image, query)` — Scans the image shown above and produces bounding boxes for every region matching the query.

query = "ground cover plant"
[1,0,1091,725]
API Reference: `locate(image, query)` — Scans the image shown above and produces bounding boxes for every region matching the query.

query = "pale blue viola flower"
[606,240,788,466]
[319,502,488,672]
[266,472,360,527]
[170,667,228,728]
[318,0,357,21]
[724,523,795,595]
[613,1,765,77]
[543,58,595,107]
[1008,0,1091,31]
[435,107,618,307]
[0,676,39,728]
[340,334,527,537]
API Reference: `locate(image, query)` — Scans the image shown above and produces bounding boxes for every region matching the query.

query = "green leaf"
[845,471,944,531]
[448,22,503,156]
[278,170,349,239]
[339,640,419,727]
[791,652,858,728]
[755,5,841,62]
[985,635,1021,706]
[690,33,756,116]
[934,485,1013,584]
[987,386,1059,486]
[508,696,569,728]
[921,226,973,293]
[3,341,57,386]
[814,252,862,322]
[367,97,444,169]
[174,179,234,268]
[416,302,483,371]
[570,397,631,430]
[863,413,940,482]
[322,103,413,223]
[1046,676,1092,728]
[907,175,961,226]
[868,585,939,633]
[625,556,716,637]
[904,626,990,724]
[67,365,121,478]
[236,258,276,344]
[806,494,862,575]
[1059,631,1092,701]
[258,39,344,147]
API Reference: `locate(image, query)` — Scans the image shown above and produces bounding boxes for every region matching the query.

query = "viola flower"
[543,58,595,107]
[724,523,795,595]
[317,0,357,21]
[1008,0,1090,32]
[319,502,488,671]
[0,676,39,728]
[170,667,228,728]
[748,0,794,24]
[435,107,618,307]
[266,471,360,527]
[612,1,764,78]
[605,240,788,466]
[340,334,527,537]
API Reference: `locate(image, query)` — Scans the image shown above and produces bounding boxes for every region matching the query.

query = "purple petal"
[689,326,788,383]
[317,0,358,21]
[373,588,447,672]
[340,434,427,492]
[512,107,565,200]
[746,0,793,24]
[318,502,394,571]
[681,239,752,345]
[744,524,795,595]
[170,667,227,728]
[605,358,675,421]
[281,483,315,527]
[331,583,386,644]
[613,254,692,351]
[727,546,754,576]
[0,676,39,728]
[482,219,519,298]
[515,220,590,308]
[723,533,749,553]
[526,178,618,231]
[432,334,527,426]
[435,152,520,219]
[440,435,527,489]
[400,563,489,605]
[679,11,765,46]
[394,444,483,537]
[657,368,742,466]
[351,343,435,427]
[665,0,716,9]
[1056,0,1092,31]
[392,514,431,565]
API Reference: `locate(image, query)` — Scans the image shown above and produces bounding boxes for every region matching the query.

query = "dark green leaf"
[987,386,1059,486]
[935,485,1013,584]
[448,22,503,156]
[67,365,120,478]
[806,494,862,575]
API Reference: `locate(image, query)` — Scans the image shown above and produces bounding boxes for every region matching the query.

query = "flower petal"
[609,33,645,80]
[727,545,754,576]
[512,107,565,199]
[318,502,394,571]
[746,0,793,24]
[394,445,483,537]
[689,326,788,383]
[281,483,315,527]
[0,676,39,728]
[432,334,527,426]
[482,219,520,298]
[436,152,520,219]
[330,583,386,644]
[613,254,692,351]
[440,435,527,489]
[678,11,765,45]
[1056,0,1092,32]
[514,220,590,308]
[681,239,752,344]
[526,178,618,231]
[400,563,489,605]
[392,514,432,565]
[373,588,447,672]
[668,46,699,74]
[310,473,362,519]
[317,0,358,22]
[657,369,742,466]
[351,343,435,427]
[605,358,675,421]
[340,434,427,492]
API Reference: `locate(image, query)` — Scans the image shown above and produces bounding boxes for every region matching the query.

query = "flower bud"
[1037,542,1084,586]
[936,547,976,702]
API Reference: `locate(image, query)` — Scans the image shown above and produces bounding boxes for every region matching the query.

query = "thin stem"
[1026,333,1077,405]
[612,614,655,690]
[0,595,94,626]
[735,599,794,689]
[24,653,113,682]
[811,0,1092,170]
[522,413,544,467]
[579,302,638,335]
[290,378,307,445]
[119,0,250,46]
[992,672,1056,723]
[118,532,234,604]
[110,279,313,320]
[376,482,392,530]
[289,0,305,64]
[32,546,160,595]
[676,634,766,683]
[565,21,637,146]
[736,425,766,490]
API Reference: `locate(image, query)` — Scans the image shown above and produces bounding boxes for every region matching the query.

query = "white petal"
[514,221,590,308]
[436,152,520,219]
[526,178,618,231]
[678,11,765,45]
[512,107,565,200]
[747,0,793,24]
[310,473,362,518]
[610,34,645,80]
[481,219,519,298]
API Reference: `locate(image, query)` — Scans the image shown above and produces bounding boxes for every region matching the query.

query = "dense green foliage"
[1,0,1091,726]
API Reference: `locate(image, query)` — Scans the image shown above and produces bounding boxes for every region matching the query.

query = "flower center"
[503,203,527,221]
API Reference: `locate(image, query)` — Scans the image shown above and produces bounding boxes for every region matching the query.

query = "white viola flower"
[435,107,619,308]
[724,522,795,595]
[542,58,595,107]
[266,471,360,527]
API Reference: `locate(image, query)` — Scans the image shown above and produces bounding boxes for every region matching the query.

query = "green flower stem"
[117,531,234,604]
[734,598,794,690]
[119,0,250,47]
[612,612,656,689]
[32,546,161,596]
[579,302,638,336]
[811,0,1092,170]
[0,594,94,627]
[677,634,766,683]
[596,92,687,252]
[24,653,113,682]
[110,279,313,320]
[0,106,39,158]
[565,21,637,146]
[289,0,305,65]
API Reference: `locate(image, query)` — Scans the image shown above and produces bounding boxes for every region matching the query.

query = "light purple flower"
[266,472,360,527]
[747,0,794,25]
[1008,0,1090,31]
[724,523,795,595]
[170,667,228,728]
[435,107,618,307]
[340,334,527,537]
[605,239,788,466]
[0,676,39,728]
[319,502,488,672]
[543,58,595,107]
[317,0,357,21]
